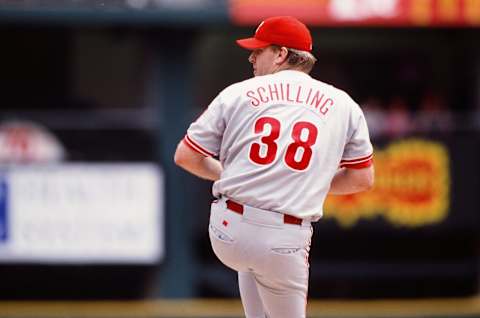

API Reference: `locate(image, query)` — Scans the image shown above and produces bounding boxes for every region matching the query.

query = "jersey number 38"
[249,116,318,171]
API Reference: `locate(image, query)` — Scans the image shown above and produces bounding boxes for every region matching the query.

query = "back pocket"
[209,224,234,244]
[271,247,301,255]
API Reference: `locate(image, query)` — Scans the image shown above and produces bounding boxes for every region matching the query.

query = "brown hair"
[272,45,317,73]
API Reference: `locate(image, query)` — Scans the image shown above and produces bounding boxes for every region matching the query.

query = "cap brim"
[236,37,271,50]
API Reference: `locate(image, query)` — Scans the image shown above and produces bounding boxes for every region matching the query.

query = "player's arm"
[174,140,223,181]
[332,99,375,195]
[328,165,374,195]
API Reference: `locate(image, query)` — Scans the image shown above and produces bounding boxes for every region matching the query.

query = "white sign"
[0,163,163,264]
[329,0,399,21]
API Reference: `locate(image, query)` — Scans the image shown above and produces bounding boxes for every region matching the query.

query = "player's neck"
[273,65,307,75]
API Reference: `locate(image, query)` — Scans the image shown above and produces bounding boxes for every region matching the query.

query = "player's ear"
[274,46,289,65]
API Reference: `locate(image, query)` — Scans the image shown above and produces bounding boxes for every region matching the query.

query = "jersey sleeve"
[183,93,225,157]
[340,105,374,169]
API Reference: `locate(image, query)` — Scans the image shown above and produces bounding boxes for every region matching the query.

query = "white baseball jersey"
[183,70,373,220]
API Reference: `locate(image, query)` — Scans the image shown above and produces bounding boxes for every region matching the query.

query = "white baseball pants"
[208,197,313,318]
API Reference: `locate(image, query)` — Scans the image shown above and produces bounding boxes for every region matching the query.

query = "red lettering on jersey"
[286,84,295,102]
[319,98,333,115]
[246,90,260,107]
[310,90,325,109]
[257,86,269,103]
[268,84,279,101]
[295,85,304,104]
[249,83,332,113]
[279,83,285,100]
[305,88,313,105]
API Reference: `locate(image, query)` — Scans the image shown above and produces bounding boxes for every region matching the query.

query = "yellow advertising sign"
[324,139,450,228]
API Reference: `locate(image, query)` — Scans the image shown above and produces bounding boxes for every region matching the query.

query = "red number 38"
[248,116,318,171]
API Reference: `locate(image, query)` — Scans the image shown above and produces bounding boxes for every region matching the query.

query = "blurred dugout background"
[1,0,480,317]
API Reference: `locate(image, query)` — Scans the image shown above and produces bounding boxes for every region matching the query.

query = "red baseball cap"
[236,16,313,52]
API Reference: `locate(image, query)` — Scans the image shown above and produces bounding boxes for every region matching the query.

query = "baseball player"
[174,16,374,318]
